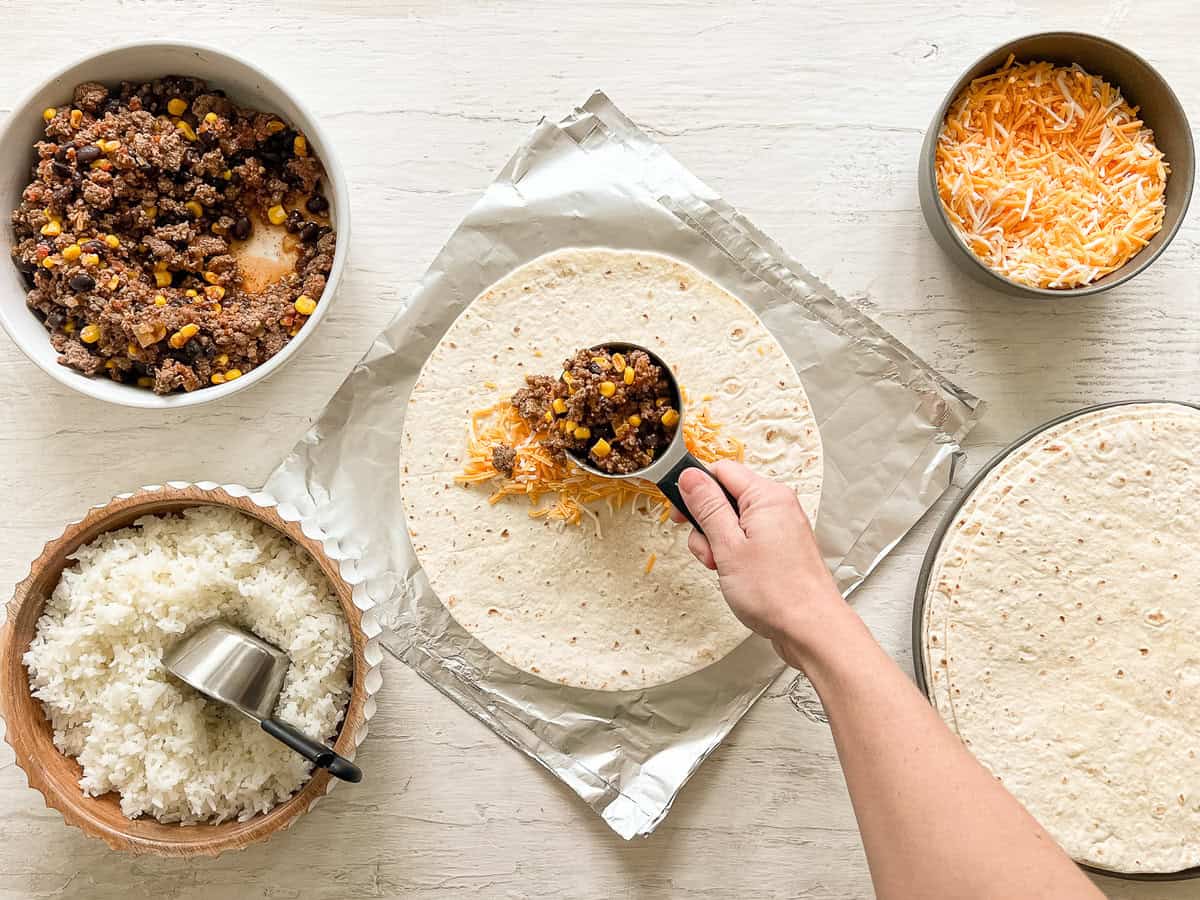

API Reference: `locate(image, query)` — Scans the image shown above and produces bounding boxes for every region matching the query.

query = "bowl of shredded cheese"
[919,32,1193,297]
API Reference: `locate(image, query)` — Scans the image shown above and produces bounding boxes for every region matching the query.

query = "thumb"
[678,467,744,559]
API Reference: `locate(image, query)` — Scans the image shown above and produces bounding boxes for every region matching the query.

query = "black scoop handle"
[262,718,363,783]
[656,451,739,535]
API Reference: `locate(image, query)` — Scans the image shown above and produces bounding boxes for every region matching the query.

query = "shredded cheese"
[935,56,1168,289]
[456,392,744,528]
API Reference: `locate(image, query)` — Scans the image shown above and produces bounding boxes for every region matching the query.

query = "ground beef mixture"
[10,76,336,393]
[510,346,680,475]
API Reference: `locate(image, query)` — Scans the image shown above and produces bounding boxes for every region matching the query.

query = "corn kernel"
[168,324,199,349]
[106,276,119,289]
[127,342,139,357]
[289,326,300,337]
[82,253,101,267]
[220,168,232,180]
[656,397,667,406]
[90,158,112,171]
[611,353,626,371]
[210,222,227,235]
[561,371,573,386]
[224,368,243,381]
[211,372,225,385]
[167,98,188,116]
[154,294,167,307]
[40,219,61,236]
[41,256,57,269]
[185,200,203,218]
[80,324,101,344]
[293,135,308,157]
[266,120,285,134]
[544,410,554,422]
[552,397,567,415]
[623,366,635,384]
[661,409,680,428]
[599,380,616,397]
[628,414,642,427]
[206,285,226,301]
[294,294,316,315]
[185,288,198,298]
[61,244,81,261]
[591,438,612,458]
[144,204,157,219]
[42,107,56,122]
[104,234,120,248]
[175,119,197,141]
[564,420,578,433]
[203,270,219,284]
[100,139,121,153]
[154,270,172,287]
[210,301,222,313]
[267,204,287,225]
[573,426,591,440]
[137,376,154,388]
[69,109,82,127]
[204,111,218,124]
[104,359,118,370]
[215,353,229,367]
[62,320,75,333]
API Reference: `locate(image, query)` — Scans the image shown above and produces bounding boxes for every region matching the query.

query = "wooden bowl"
[0,483,380,857]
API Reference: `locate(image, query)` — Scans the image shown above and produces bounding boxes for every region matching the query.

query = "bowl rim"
[0,482,381,857]
[921,30,1195,299]
[0,40,351,409]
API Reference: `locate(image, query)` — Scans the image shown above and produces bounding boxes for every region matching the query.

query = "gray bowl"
[918,32,1195,299]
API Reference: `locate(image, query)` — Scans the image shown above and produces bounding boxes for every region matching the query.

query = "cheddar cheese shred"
[935,56,1168,289]
[457,389,743,529]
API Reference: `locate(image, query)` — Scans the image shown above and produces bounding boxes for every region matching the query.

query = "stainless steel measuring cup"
[564,341,738,534]
[164,621,362,783]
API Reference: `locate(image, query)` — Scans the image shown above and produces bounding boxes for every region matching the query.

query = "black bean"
[55,146,72,163]
[305,193,328,214]
[232,216,252,241]
[82,240,106,254]
[45,311,66,329]
[12,252,35,274]
[51,160,74,178]
[69,273,96,292]
[299,222,320,243]
[76,144,102,164]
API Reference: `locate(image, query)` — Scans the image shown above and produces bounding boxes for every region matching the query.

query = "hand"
[670,461,846,666]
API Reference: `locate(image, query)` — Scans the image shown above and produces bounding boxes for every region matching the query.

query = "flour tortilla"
[922,406,1149,728]
[399,248,823,691]
[923,402,1200,873]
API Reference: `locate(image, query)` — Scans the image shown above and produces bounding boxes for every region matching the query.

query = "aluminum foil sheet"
[264,91,985,839]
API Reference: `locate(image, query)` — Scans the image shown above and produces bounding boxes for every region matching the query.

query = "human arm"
[672,461,1103,900]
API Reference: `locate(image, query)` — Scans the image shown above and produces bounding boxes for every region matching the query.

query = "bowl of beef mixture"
[0,43,348,407]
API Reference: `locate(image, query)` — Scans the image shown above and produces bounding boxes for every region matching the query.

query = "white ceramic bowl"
[0,42,350,409]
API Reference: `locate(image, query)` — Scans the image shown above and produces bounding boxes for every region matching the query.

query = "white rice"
[24,506,352,824]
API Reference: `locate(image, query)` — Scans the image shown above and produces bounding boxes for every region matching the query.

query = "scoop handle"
[656,451,739,535]
[262,718,363,783]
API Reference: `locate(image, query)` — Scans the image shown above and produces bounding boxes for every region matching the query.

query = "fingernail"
[678,468,706,495]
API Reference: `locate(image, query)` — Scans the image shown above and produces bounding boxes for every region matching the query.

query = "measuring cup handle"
[656,452,739,536]
[262,719,363,783]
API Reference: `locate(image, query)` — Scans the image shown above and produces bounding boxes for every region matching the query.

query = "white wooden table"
[2,2,1197,897]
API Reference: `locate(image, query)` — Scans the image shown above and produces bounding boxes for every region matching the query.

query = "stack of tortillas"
[399,248,823,691]
[922,402,1200,875]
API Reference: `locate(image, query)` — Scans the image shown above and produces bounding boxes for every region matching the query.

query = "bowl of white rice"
[0,483,379,857]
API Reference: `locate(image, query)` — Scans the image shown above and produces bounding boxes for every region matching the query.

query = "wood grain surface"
[1,1,1197,897]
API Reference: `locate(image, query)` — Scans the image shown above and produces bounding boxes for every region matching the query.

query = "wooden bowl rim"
[0,482,381,858]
